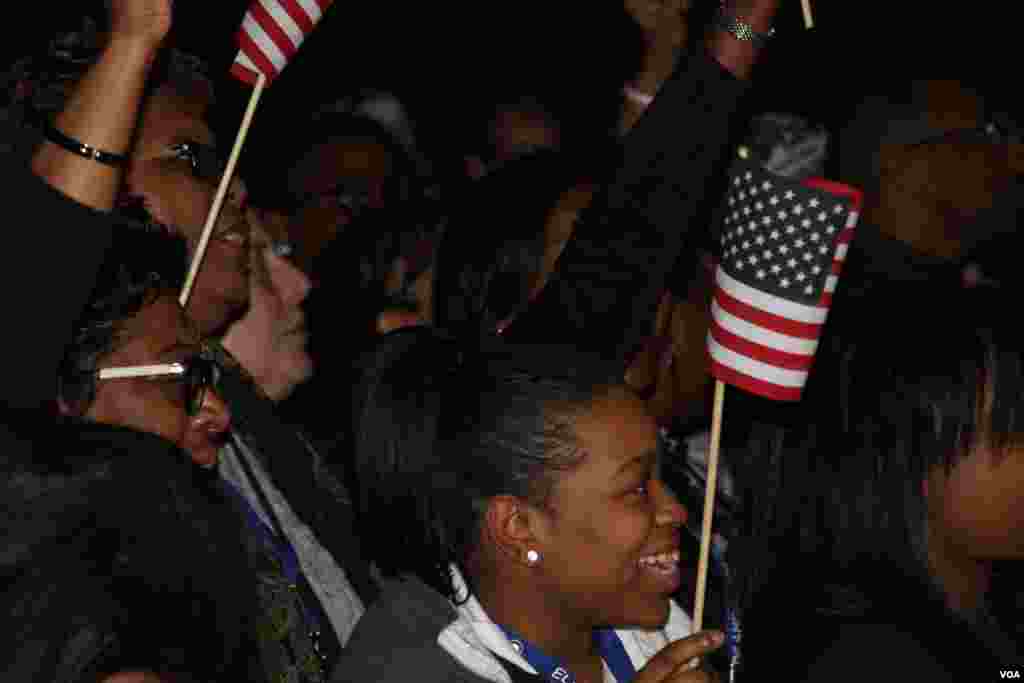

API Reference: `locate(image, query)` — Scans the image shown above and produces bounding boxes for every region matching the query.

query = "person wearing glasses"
[2,15,251,340]
[831,79,1024,296]
[201,207,380,680]
[0,2,275,681]
[56,228,232,468]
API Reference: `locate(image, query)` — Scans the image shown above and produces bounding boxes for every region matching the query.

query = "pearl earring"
[526,549,541,565]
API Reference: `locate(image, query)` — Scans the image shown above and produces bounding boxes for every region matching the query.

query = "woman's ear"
[483,495,547,568]
[56,396,74,416]
[55,378,89,417]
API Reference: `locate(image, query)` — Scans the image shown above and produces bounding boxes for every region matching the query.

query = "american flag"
[231,0,333,86]
[707,160,862,401]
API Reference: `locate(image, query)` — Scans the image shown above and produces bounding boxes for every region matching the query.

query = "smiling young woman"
[335,329,721,683]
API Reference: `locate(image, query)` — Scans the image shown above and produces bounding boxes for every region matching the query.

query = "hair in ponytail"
[351,327,620,601]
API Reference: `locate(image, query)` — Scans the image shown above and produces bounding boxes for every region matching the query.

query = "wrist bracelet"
[715,3,776,48]
[42,121,129,167]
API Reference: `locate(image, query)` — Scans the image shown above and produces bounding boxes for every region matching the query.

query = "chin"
[286,355,315,387]
[620,598,672,631]
[189,445,220,468]
[600,598,671,632]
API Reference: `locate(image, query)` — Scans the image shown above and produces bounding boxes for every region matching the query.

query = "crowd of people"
[1,0,1021,682]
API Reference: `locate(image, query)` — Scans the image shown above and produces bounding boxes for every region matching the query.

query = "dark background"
[4,2,1011,199]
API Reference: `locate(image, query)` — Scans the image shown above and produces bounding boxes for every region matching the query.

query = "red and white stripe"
[708,186,861,402]
[808,179,861,309]
[231,0,332,85]
[708,267,826,401]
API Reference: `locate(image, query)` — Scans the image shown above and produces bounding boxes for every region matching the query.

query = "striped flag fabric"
[231,0,333,86]
[707,160,862,401]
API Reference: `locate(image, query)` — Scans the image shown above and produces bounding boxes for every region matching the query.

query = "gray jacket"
[331,569,692,683]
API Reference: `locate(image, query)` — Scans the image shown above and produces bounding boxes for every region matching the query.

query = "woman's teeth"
[638,550,681,571]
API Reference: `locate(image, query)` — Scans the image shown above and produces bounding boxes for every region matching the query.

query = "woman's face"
[86,295,232,467]
[221,214,313,402]
[532,386,687,629]
[127,85,251,336]
[928,441,1024,564]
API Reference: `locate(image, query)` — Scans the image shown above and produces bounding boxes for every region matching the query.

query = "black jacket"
[503,50,750,363]
[0,163,265,681]
[1,423,264,682]
[741,575,1018,683]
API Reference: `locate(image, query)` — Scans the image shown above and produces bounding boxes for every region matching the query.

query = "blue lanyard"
[221,478,303,583]
[220,479,323,638]
[499,626,637,683]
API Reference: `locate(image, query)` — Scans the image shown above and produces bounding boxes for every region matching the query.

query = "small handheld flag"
[692,159,861,632]
[707,160,862,402]
[231,0,334,86]
[180,0,333,307]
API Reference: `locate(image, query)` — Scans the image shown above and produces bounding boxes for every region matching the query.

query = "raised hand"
[624,0,691,51]
[106,0,173,45]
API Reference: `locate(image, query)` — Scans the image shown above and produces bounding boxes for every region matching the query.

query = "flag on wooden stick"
[707,160,862,401]
[231,0,334,86]
[182,1,333,305]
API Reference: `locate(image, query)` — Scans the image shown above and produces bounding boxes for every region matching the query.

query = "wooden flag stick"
[801,0,814,29]
[692,379,726,631]
[179,71,268,308]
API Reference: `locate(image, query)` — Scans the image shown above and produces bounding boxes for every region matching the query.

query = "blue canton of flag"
[718,161,852,305]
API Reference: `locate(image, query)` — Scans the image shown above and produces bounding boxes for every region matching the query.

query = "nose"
[652,478,688,528]
[271,252,313,306]
[227,176,249,209]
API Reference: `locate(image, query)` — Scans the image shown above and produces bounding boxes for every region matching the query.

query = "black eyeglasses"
[97,356,216,416]
[168,140,227,181]
[296,183,375,215]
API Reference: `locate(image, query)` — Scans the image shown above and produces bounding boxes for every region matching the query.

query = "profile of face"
[871,81,1024,261]
[289,136,394,275]
[126,84,250,336]
[525,386,687,629]
[221,211,313,402]
[85,295,232,467]
[927,440,1024,569]
[491,105,561,167]
[465,101,561,180]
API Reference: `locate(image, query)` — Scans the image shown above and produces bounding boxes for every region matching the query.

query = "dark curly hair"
[1,17,213,160]
[57,227,188,415]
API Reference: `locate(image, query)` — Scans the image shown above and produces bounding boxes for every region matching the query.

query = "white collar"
[437,565,536,683]
[436,565,694,683]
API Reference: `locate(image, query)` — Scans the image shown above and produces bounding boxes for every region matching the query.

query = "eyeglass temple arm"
[97,363,185,380]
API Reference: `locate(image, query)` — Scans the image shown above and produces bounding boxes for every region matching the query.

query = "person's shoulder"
[2,419,183,492]
[333,575,478,683]
[348,574,456,649]
[333,642,478,683]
